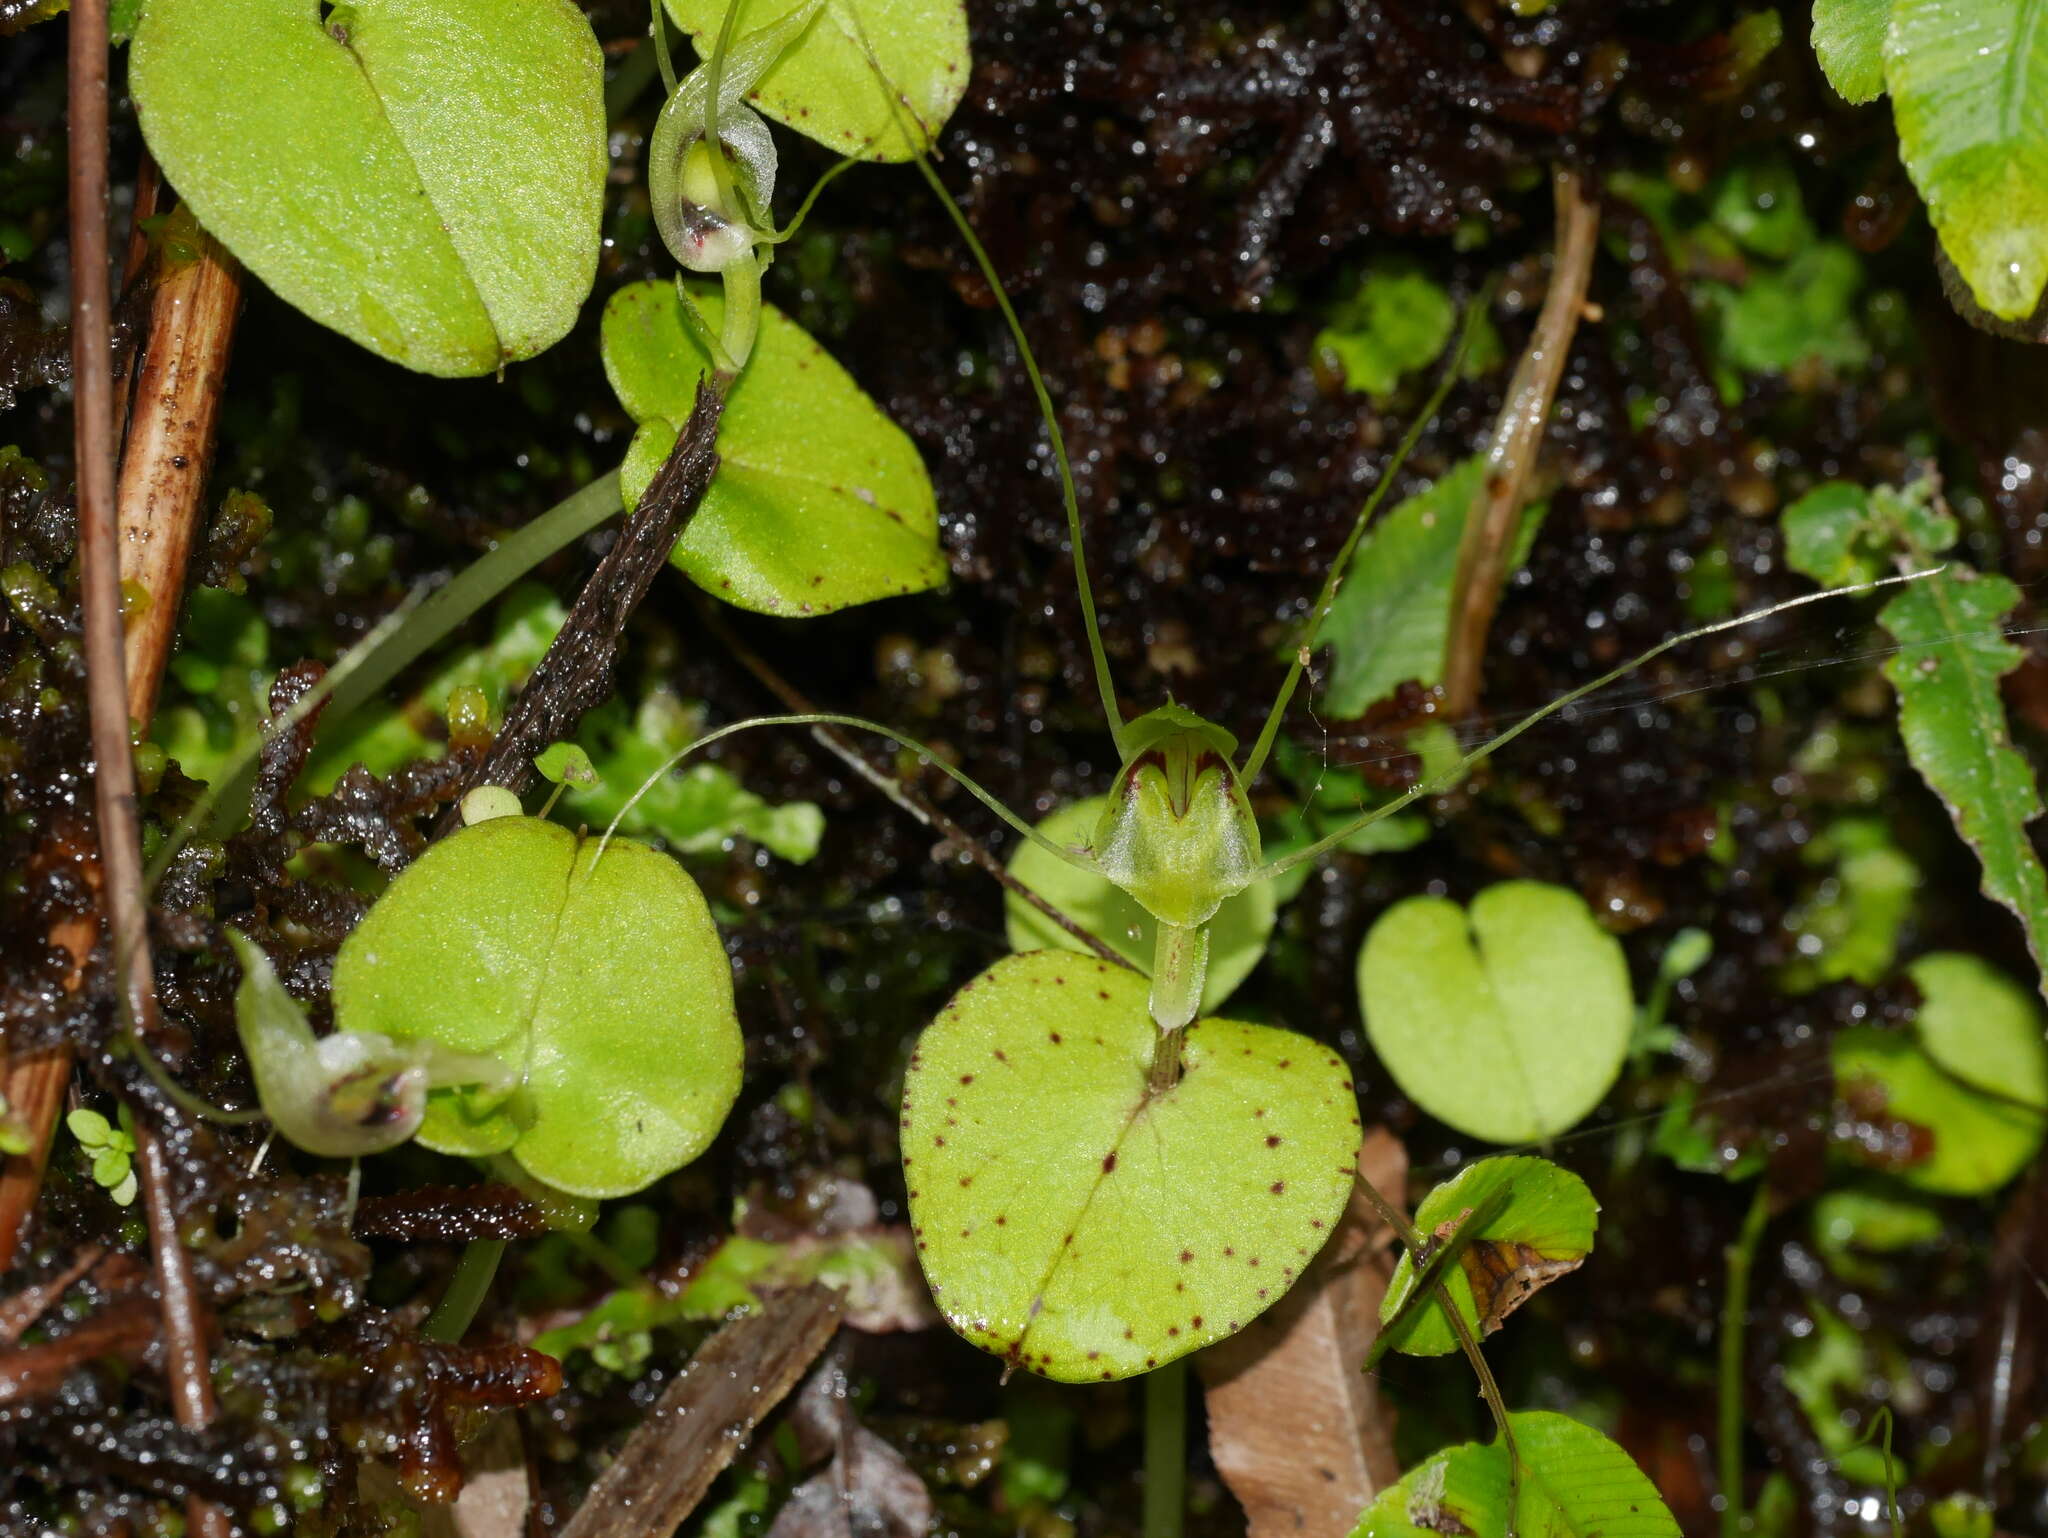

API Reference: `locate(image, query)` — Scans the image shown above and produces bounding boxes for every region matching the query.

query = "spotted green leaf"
[663,0,970,162]
[332,816,742,1197]
[1351,1411,1678,1538]
[1811,0,1889,105]
[1357,882,1633,1144]
[1886,0,2048,320]
[904,952,1360,1381]
[131,0,603,376]
[1003,797,1277,1013]
[1378,1155,1597,1357]
[604,279,945,616]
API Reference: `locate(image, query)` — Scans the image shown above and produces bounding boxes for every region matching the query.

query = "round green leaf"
[1909,952,2048,1109]
[131,0,604,377]
[1003,797,1278,1013]
[1358,882,1633,1143]
[603,280,945,616]
[1352,1411,1679,1538]
[332,817,742,1197]
[1379,1155,1598,1358]
[663,0,969,163]
[1833,1025,2046,1196]
[903,951,1360,1382]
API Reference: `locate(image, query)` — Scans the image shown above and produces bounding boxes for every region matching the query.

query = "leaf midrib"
[328,13,499,358]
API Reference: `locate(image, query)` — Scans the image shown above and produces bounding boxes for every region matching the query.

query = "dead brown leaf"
[1197,1127,1408,1538]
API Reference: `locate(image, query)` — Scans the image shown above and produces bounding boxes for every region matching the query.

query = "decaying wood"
[558,1284,843,1538]
[1441,165,1601,717]
[1198,1129,1408,1538]
[456,381,725,811]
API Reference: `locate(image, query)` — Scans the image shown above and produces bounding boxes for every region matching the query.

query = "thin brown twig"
[0,1244,106,1347]
[698,603,1134,969]
[67,7,228,1534]
[1441,165,1600,718]
[444,381,727,828]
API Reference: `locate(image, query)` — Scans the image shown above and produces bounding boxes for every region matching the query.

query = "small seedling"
[67,1106,138,1206]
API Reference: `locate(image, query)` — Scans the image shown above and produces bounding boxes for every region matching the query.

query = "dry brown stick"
[0,1243,106,1348]
[117,213,243,724]
[1440,166,1600,718]
[558,1284,842,1538]
[67,8,228,1535]
[0,203,244,1273]
[700,604,1135,970]
[451,381,726,819]
[0,1308,159,1408]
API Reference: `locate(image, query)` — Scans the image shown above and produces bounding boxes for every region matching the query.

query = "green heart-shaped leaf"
[132,0,604,377]
[1351,1411,1679,1538]
[1910,951,2048,1110]
[603,279,945,616]
[1379,1155,1597,1358]
[662,0,969,162]
[1833,953,2048,1196]
[903,951,1360,1382]
[1003,797,1277,1013]
[332,816,742,1197]
[1358,882,1633,1143]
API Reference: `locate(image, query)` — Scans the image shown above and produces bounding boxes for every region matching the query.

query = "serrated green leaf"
[664,0,969,162]
[332,816,742,1197]
[1003,797,1277,1013]
[1886,0,2048,320]
[1351,1411,1677,1538]
[1378,1155,1597,1357]
[1358,882,1634,1144]
[1323,458,1547,717]
[604,279,945,616]
[904,952,1360,1381]
[1880,566,2048,979]
[131,0,604,376]
[1811,0,1890,104]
